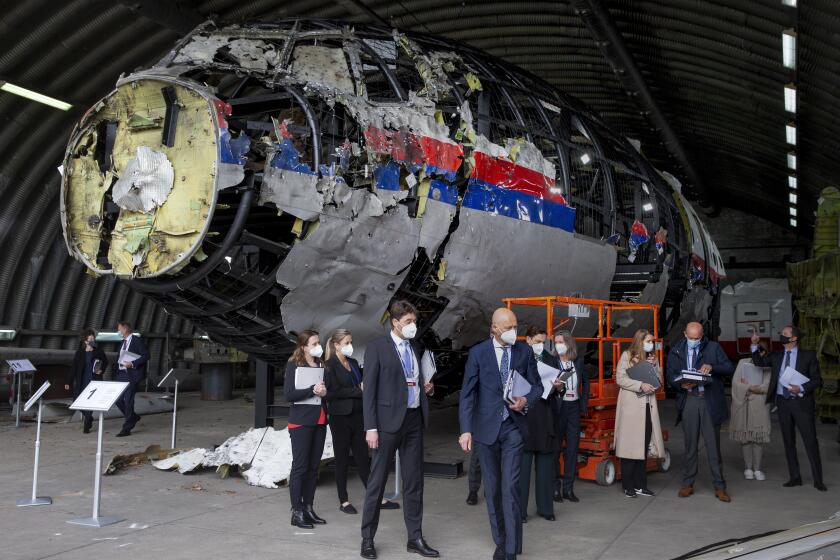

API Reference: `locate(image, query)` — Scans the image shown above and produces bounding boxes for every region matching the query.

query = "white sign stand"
[7,359,36,429]
[17,380,52,507]
[157,368,191,448]
[67,380,129,528]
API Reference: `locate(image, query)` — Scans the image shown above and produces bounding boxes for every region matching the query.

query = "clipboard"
[294,367,324,406]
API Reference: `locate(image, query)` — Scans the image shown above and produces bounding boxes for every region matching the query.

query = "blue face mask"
[686,338,701,349]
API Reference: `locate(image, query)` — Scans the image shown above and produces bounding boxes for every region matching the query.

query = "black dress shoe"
[304,505,326,524]
[116,430,131,437]
[553,488,563,503]
[815,482,828,492]
[563,490,579,503]
[466,490,478,505]
[380,499,400,510]
[361,538,377,559]
[340,503,358,514]
[291,508,314,529]
[783,478,803,487]
[541,514,556,521]
[407,537,440,558]
[493,546,505,560]
[83,424,92,434]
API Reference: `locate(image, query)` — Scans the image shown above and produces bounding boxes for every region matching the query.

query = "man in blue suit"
[666,321,733,502]
[459,308,542,560]
[114,321,150,437]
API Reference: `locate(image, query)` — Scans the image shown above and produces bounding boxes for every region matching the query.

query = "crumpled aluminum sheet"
[419,198,456,259]
[259,165,323,221]
[113,146,174,213]
[227,39,280,71]
[173,36,230,64]
[433,208,616,347]
[152,426,334,489]
[289,45,356,95]
[276,190,433,362]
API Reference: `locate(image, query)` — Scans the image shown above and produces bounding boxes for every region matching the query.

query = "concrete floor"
[1,393,837,560]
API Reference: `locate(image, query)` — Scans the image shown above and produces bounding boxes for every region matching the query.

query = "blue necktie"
[782,351,791,398]
[400,341,416,407]
[500,347,510,420]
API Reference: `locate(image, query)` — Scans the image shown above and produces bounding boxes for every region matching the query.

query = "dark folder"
[626,361,661,390]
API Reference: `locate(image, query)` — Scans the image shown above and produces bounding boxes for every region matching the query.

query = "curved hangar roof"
[0,0,830,361]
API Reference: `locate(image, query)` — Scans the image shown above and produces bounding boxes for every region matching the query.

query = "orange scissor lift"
[503,296,671,486]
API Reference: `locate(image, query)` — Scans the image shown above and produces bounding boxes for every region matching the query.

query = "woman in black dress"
[66,329,107,433]
[285,330,328,529]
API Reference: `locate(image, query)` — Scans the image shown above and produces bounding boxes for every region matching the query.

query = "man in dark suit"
[459,308,542,560]
[114,321,150,437]
[666,321,733,502]
[361,300,437,559]
[751,326,825,491]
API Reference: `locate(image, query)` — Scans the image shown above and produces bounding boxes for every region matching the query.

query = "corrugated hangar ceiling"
[0,0,832,356]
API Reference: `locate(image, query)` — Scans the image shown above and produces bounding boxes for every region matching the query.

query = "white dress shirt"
[119,334,133,370]
[391,331,420,409]
[560,359,579,401]
[492,337,512,371]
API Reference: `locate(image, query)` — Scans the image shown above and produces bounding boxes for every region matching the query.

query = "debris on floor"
[105,444,181,475]
[152,426,334,489]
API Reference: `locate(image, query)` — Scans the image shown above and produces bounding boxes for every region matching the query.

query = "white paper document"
[294,367,325,406]
[503,370,533,405]
[119,350,141,369]
[421,350,437,384]
[6,359,36,372]
[780,366,809,397]
[537,361,560,399]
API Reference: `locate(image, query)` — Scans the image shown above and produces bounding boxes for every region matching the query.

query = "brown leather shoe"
[678,485,694,497]
[715,489,731,502]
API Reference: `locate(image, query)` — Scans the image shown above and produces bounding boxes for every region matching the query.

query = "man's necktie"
[782,351,791,398]
[500,347,510,420]
[400,341,416,407]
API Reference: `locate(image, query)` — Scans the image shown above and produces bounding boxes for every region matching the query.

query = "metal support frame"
[17,399,52,507]
[14,371,22,428]
[171,379,179,448]
[571,0,706,202]
[67,412,124,527]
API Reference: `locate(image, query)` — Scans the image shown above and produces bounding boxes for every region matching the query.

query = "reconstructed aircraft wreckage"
[61,21,724,385]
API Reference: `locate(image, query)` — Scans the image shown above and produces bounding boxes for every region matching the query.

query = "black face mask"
[780,335,794,345]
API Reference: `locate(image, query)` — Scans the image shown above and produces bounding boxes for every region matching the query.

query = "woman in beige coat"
[614,329,665,498]
[729,356,771,481]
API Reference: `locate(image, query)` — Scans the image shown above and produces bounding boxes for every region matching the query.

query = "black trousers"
[621,406,652,492]
[329,411,370,503]
[777,395,823,484]
[519,451,554,517]
[555,399,581,491]
[468,451,482,493]
[361,409,424,540]
[114,371,141,432]
[289,424,327,508]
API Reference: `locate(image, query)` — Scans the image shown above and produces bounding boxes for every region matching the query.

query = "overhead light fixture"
[782,29,797,69]
[784,83,796,113]
[95,331,140,341]
[0,81,72,111]
[789,206,797,217]
[787,152,797,170]
[0,328,18,341]
[642,202,654,212]
[790,217,797,227]
[788,175,798,189]
[782,0,797,7]
[789,192,798,204]
[580,153,591,165]
[786,123,797,145]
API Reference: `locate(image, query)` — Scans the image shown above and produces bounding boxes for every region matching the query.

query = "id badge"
[406,381,417,387]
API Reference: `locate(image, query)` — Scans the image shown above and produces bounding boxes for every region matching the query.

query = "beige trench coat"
[613,350,666,460]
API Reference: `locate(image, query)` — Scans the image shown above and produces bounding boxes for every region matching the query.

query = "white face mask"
[340,343,354,358]
[556,343,568,356]
[531,342,544,355]
[500,328,517,346]
[309,344,324,358]
[401,322,417,340]
[643,341,654,353]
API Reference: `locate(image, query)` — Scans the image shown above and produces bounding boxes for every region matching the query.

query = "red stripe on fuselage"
[363,126,463,174]
[470,151,566,205]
